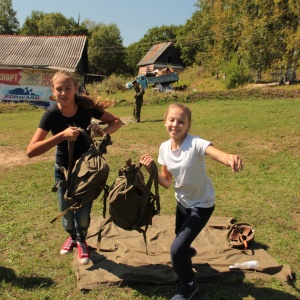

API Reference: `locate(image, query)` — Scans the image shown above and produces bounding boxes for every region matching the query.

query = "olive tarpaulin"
[73,215,294,290]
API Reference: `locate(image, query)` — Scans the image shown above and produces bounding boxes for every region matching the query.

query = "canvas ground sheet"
[73,215,294,290]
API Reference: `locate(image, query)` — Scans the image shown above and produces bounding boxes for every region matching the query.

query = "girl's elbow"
[26,146,39,158]
[26,149,34,158]
[159,179,172,189]
[117,118,124,128]
[111,118,123,129]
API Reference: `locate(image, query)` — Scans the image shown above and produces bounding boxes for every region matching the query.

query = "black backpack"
[97,159,160,254]
[50,128,111,223]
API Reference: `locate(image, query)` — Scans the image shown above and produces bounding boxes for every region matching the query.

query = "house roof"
[0,35,87,72]
[137,42,173,66]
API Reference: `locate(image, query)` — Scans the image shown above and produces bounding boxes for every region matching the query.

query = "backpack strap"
[67,140,75,185]
[96,216,113,252]
[135,161,160,228]
[50,184,109,224]
[135,161,160,255]
[151,160,160,213]
[49,200,82,223]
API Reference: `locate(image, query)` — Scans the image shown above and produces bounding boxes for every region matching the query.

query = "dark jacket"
[133,84,145,100]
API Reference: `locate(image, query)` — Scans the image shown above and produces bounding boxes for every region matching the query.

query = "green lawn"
[0,96,299,299]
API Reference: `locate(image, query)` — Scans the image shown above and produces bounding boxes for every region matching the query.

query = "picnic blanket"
[73,215,294,290]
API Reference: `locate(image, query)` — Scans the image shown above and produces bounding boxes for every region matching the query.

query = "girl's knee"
[171,243,186,259]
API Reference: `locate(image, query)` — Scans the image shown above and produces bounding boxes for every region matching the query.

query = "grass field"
[0,91,299,299]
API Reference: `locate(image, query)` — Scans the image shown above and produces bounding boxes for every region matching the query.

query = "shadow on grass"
[126,277,299,300]
[0,266,54,289]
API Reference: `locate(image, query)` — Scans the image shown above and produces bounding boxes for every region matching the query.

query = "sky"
[12,0,198,47]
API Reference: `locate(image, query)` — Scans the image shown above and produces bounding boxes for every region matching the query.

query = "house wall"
[155,46,183,66]
[0,68,84,108]
[0,68,57,108]
[138,63,183,75]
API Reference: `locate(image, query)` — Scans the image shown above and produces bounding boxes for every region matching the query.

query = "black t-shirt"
[39,103,104,169]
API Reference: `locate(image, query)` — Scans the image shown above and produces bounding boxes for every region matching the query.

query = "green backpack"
[50,129,111,223]
[97,159,160,254]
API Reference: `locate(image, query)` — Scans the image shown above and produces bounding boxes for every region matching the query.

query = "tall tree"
[176,4,214,68]
[140,25,180,47]
[20,11,88,36]
[0,0,19,34]
[20,11,44,35]
[124,42,143,75]
[283,0,300,79]
[179,0,300,78]
[88,23,125,75]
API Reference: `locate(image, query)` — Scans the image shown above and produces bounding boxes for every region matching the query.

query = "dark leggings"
[171,202,215,283]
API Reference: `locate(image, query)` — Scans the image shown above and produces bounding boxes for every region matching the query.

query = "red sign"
[0,70,22,85]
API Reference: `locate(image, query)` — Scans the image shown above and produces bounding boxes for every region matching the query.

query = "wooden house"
[137,42,183,75]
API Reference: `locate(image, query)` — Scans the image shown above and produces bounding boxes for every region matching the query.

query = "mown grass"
[0,93,299,299]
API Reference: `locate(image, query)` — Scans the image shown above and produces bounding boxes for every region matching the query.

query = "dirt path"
[0,147,54,169]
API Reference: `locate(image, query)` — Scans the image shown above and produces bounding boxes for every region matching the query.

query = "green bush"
[223,57,253,89]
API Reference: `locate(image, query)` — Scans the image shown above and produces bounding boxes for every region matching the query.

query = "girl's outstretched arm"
[205,145,244,172]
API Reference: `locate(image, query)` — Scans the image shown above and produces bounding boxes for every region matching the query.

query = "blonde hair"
[51,70,113,111]
[164,103,192,123]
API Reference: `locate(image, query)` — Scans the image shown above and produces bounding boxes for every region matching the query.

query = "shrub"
[223,57,253,89]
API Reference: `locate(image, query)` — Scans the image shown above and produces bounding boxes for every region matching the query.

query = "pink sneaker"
[77,241,90,265]
[60,237,77,255]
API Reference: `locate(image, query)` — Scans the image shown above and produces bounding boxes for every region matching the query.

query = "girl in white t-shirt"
[140,103,243,300]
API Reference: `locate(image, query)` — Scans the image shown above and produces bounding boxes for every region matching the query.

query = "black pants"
[171,202,215,283]
[133,98,143,121]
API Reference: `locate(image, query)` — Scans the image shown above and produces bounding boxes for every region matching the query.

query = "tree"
[20,11,44,35]
[140,25,180,47]
[88,23,125,75]
[0,0,19,34]
[124,42,143,75]
[20,11,88,36]
[176,5,214,68]
[176,0,300,82]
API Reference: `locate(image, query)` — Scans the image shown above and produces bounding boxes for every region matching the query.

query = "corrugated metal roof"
[0,35,87,71]
[137,42,173,66]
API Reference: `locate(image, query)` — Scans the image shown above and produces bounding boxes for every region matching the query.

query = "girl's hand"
[140,154,154,173]
[228,154,244,172]
[87,123,105,136]
[63,126,80,141]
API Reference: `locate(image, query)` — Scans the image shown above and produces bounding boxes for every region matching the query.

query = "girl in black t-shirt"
[27,71,122,265]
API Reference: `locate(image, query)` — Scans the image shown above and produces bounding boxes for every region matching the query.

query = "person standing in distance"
[140,103,244,300]
[132,79,145,123]
[26,70,123,265]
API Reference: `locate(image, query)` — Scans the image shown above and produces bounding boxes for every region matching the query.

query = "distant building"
[0,35,88,108]
[137,42,183,75]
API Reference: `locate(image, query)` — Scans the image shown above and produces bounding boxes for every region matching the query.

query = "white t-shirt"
[158,133,215,208]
